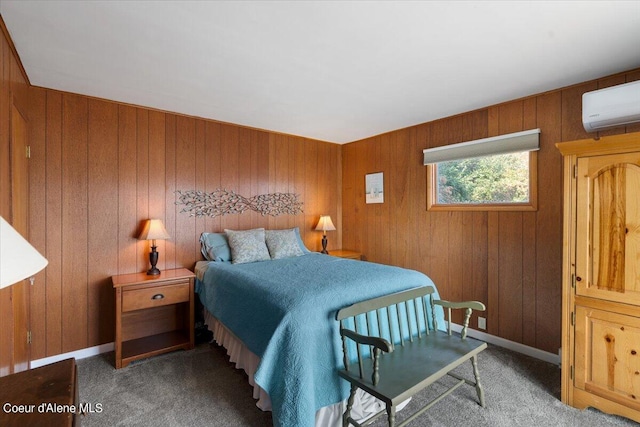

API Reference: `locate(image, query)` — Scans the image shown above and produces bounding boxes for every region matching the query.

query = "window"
[424,129,539,211]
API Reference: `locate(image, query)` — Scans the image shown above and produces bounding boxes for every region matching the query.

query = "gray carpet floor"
[76,342,637,426]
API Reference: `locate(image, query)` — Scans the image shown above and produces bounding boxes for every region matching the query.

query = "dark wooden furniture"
[0,358,78,426]
[336,286,486,427]
[113,268,195,369]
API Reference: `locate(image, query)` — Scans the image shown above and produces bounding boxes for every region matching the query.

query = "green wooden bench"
[336,286,487,427]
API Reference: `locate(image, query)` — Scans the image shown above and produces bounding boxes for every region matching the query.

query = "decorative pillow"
[199,232,232,262]
[225,228,271,264]
[265,229,305,259]
[292,227,311,253]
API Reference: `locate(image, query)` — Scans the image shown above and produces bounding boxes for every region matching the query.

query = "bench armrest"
[434,299,486,339]
[340,328,393,353]
[340,328,393,385]
[435,300,486,312]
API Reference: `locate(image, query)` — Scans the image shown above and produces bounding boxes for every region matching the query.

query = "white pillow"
[224,228,271,264]
[265,229,304,259]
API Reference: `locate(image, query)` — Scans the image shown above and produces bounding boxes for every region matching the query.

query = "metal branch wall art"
[175,189,303,218]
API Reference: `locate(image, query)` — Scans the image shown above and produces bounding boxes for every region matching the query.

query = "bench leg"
[386,403,396,427]
[471,355,485,407]
[343,384,357,427]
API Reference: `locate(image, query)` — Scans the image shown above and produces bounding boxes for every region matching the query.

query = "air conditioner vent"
[582,80,640,132]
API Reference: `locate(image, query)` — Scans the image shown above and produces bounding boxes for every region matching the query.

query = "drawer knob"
[152,294,165,300]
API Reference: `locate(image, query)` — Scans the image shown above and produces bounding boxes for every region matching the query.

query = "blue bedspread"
[195,253,444,427]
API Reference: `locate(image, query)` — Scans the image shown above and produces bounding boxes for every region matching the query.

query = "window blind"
[423,128,540,165]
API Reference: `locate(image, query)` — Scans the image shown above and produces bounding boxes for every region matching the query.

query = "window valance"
[423,129,541,165]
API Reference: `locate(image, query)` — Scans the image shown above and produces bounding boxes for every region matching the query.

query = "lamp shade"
[138,219,171,241]
[315,215,336,233]
[0,216,48,289]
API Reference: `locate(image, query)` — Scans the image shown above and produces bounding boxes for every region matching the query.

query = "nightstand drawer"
[122,282,190,312]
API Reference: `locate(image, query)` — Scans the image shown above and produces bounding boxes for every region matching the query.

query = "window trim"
[426,150,538,212]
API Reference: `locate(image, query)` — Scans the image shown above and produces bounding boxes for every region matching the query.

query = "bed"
[194,228,444,427]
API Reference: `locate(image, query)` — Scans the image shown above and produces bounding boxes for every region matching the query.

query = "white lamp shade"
[138,219,171,241]
[315,215,336,232]
[0,216,48,289]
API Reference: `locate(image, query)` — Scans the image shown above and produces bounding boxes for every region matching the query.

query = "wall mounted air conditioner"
[582,80,640,132]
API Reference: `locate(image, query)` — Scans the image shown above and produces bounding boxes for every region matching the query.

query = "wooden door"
[574,305,640,412]
[10,104,30,372]
[575,151,640,306]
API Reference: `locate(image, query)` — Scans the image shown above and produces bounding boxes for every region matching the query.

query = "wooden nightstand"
[112,268,195,369]
[328,249,362,260]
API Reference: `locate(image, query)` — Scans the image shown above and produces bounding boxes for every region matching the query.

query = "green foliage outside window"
[436,152,529,204]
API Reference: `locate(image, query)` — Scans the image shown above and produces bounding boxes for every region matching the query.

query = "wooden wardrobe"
[557,132,640,423]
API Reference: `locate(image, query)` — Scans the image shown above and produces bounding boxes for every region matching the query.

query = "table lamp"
[315,215,336,254]
[138,219,171,275]
[1,216,48,289]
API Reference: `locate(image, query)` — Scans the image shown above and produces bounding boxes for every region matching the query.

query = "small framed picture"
[365,172,384,204]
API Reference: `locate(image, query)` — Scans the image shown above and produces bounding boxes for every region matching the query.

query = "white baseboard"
[29,326,560,368]
[450,323,560,366]
[31,342,114,368]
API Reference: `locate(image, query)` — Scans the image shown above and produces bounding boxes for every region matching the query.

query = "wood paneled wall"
[25,89,341,360]
[0,18,31,375]
[342,69,640,354]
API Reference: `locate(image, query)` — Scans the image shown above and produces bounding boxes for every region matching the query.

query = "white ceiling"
[1,1,639,144]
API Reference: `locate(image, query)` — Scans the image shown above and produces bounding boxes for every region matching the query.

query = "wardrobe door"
[575,151,640,306]
[574,305,640,411]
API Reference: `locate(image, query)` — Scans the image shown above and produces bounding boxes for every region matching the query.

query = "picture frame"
[365,172,384,204]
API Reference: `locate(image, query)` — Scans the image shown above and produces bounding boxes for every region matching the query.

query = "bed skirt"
[203,310,405,426]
